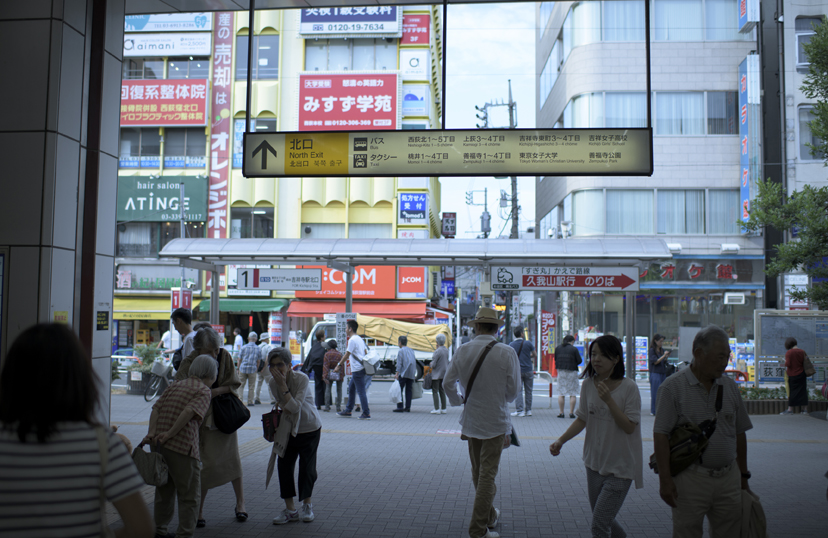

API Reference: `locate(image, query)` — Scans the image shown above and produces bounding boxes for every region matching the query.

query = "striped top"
[0,422,145,538]
[653,367,753,470]
[152,377,211,459]
[238,342,261,374]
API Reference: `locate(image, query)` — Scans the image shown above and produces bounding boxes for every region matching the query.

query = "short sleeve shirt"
[653,367,753,470]
[509,339,535,373]
[152,377,211,459]
[346,334,366,372]
[182,331,195,360]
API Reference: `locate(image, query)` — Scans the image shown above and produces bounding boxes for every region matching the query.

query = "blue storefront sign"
[738,0,759,34]
[441,279,455,296]
[398,192,428,225]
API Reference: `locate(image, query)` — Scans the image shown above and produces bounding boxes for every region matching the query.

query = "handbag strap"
[714,384,723,413]
[463,341,497,404]
[517,339,524,358]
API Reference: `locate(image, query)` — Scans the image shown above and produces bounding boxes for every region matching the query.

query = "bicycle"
[144,360,175,402]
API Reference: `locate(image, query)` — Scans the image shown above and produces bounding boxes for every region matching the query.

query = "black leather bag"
[212,392,251,434]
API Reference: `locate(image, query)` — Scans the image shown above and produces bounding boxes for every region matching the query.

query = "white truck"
[301,314,452,379]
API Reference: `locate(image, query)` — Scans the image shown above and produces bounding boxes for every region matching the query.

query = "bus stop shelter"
[160,237,671,372]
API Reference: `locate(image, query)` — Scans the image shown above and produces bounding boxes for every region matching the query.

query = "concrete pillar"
[0,0,126,422]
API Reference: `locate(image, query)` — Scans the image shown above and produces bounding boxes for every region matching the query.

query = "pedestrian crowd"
[0,308,793,538]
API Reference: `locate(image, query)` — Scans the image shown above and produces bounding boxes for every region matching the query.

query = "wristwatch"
[741,471,751,479]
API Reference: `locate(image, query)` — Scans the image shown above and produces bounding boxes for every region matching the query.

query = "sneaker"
[337,411,352,417]
[393,408,405,413]
[510,411,520,416]
[779,409,794,415]
[323,406,331,412]
[440,409,446,414]
[482,531,500,538]
[247,402,255,406]
[254,399,261,405]
[517,411,526,417]
[358,414,371,420]
[488,507,500,529]
[301,503,315,522]
[526,410,532,416]
[430,409,441,414]
[272,509,299,525]
[354,405,361,412]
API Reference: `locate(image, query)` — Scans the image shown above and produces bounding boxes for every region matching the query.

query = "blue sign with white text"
[399,193,427,220]
[441,280,455,296]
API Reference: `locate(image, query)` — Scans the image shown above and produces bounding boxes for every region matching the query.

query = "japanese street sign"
[237,268,323,291]
[120,80,208,127]
[441,279,455,296]
[491,267,639,292]
[442,212,456,237]
[298,7,401,38]
[243,128,653,178]
[336,312,357,366]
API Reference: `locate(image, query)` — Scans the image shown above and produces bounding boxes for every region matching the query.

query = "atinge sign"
[397,266,428,299]
[298,73,400,131]
[541,310,556,374]
[402,14,430,45]
[120,80,208,127]
[295,265,397,299]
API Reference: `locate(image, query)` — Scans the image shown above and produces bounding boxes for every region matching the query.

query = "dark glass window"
[707,92,738,135]
[163,128,207,168]
[235,35,280,79]
[122,58,164,79]
[119,128,161,168]
[230,207,274,238]
[167,57,210,79]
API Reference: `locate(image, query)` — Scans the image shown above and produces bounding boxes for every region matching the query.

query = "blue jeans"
[515,371,534,412]
[346,370,370,416]
[650,372,666,414]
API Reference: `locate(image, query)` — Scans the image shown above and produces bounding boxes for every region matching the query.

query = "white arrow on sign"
[237,268,323,291]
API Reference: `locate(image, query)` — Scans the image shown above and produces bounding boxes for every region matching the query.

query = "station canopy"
[160,238,671,267]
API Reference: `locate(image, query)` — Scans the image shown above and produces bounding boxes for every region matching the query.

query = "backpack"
[171,345,184,371]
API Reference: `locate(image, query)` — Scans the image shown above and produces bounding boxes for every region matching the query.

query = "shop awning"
[197,298,287,313]
[287,301,427,320]
[113,298,172,320]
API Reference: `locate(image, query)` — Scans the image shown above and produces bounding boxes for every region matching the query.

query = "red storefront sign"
[206,11,233,291]
[295,265,397,299]
[298,73,399,131]
[402,14,430,45]
[397,266,427,298]
[170,288,193,311]
[541,310,557,375]
[120,79,208,126]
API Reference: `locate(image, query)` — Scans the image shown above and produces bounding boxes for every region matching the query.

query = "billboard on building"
[295,265,397,299]
[738,0,759,33]
[297,73,400,131]
[116,176,207,222]
[123,33,212,57]
[120,80,208,127]
[400,50,430,81]
[402,85,429,117]
[125,13,213,32]
[402,13,430,45]
[738,54,760,229]
[297,7,401,38]
[397,267,428,299]
[398,192,428,225]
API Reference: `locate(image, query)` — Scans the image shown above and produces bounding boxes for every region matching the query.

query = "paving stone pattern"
[110,380,827,538]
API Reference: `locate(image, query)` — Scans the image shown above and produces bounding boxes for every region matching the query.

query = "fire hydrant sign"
[491,267,639,292]
[243,128,653,178]
[237,268,323,291]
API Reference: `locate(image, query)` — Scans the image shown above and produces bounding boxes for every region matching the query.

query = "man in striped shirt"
[653,325,753,538]
[238,332,262,406]
[144,355,215,538]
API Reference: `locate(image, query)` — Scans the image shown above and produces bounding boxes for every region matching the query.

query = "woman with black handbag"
[175,325,247,527]
[265,347,322,525]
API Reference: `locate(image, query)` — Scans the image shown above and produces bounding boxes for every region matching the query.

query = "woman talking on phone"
[648,334,670,416]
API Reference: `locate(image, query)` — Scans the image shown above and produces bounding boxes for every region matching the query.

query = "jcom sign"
[295,265,396,299]
[397,267,428,299]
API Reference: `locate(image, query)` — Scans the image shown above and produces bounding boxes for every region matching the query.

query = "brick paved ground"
[110,379,827,538]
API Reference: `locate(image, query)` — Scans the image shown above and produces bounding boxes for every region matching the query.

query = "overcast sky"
[441,2,537,238]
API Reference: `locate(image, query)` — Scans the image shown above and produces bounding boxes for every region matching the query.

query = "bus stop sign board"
[491,266,639,292]
[243,128,652,178]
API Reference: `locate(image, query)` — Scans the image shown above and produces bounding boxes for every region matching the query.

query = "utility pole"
[465,188,491,238]
[507,81,519,240]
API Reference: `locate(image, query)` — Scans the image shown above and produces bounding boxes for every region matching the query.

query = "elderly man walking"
[653,325,753,538]
[394,335,417,413]
[430,333,449,414]
[444,307,520,538]
[238,331,261,406]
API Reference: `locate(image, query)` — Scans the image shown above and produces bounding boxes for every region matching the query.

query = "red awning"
[287,301,427,320]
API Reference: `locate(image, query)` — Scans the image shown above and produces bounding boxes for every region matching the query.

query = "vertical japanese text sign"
[208,12,233,290]
[738,57,749,227]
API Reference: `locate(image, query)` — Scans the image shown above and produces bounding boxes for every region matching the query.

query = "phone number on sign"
[326,23,386,32]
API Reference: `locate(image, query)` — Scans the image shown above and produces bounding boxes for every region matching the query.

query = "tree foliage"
[742,179,828,309]
[801,19,828,161]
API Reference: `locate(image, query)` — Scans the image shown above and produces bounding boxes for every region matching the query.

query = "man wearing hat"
[444,307,520,538]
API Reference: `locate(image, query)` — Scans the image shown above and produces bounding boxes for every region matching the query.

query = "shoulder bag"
[465,341,520,448]
[649,384,723,476]
[803,353,816,377]
[362,345,378,375]
[212,392,251,434]
[131,442,169,486]
[262,406,282,442]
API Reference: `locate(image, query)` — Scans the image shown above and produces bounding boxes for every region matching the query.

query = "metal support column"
[625,292,634,377]
[210,270,220,325]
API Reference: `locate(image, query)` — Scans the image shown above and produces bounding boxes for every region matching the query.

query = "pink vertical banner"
[207,11,234,291]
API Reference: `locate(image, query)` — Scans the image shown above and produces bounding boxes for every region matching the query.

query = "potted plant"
[739,385,828,414]
[126,343,163,394]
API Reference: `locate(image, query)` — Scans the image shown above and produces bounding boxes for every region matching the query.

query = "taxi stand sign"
[236,268,323,291]
[491,267,640,292]
[243,128,653,178]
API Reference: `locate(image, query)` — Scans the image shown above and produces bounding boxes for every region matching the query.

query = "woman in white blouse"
[265,346,322,526]
[549,335,643,538]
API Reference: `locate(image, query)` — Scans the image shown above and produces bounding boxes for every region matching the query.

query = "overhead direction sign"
[243,128,653,178]
[491,267,639,292]
[237,268,323,291]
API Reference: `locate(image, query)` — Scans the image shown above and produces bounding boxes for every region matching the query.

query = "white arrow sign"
[237,268,323,291]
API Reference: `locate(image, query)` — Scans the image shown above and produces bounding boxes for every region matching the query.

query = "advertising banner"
[123,33,212,57]
[402,14,430,45]
[541,310,556,374]
[297,72,400,131]
[116,176,207,222]
[170,288,193,311]
[207,12,233,292]
[125,13,213,32]
[402,85,428,116]
[397,267,428,299]
[295,265,396,299]
[298,6,401,38]
[441,212,456,237]
[398,192,428,225]
[739,58,750,226]
[116,265,200,290]
[120,79,208,127]
[269,312,283,344]
[441,280,455,296]
[400,50,430,81]
[492,266,639,292]
[242,128,653,178]
[233,119,245,168]
[738,0,759,33]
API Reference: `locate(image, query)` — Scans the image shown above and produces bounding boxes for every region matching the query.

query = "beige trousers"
[238,372,257,404]
[467,435,504,538]
[672,463,742,538]
[154,446,201,538]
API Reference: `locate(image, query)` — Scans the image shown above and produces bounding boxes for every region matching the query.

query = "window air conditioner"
[723,293,746,305]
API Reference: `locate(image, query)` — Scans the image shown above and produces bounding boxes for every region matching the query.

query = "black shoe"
[354,405,361,412]
[404,409,410,412]
[569,413,576,419]
[235,511,248,522]
[196,519,206,528]
[393,408,405,413]
[254,399,261,405]
[247,402,255,406]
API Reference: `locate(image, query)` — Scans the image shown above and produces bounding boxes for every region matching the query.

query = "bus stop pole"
[210,269,220,325]
[345,270,353,313]
[625,291,634,378]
